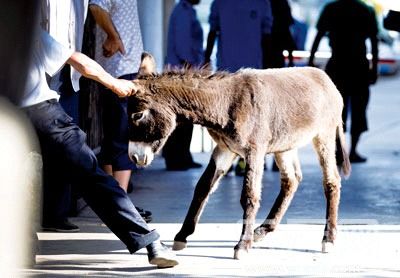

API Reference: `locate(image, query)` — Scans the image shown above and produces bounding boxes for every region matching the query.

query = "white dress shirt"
[21,30,73,107]
[41,0,89,92]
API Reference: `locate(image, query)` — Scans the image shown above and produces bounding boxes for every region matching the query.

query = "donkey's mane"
[137,66,231,83]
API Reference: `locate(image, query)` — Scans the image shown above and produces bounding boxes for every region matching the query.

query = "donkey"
[127,53,351,259]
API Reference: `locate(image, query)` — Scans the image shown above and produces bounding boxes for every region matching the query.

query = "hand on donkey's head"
[109,79,138,98]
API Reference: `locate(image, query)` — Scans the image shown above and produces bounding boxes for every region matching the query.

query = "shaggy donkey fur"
[127,53,351,259]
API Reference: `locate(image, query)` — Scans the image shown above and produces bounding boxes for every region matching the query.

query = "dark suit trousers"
[23,99,159,253]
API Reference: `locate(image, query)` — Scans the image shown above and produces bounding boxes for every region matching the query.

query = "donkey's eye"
[131,112,144,122]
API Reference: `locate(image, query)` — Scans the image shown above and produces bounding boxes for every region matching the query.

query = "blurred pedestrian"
[89,0,152,221]
[204,0,273,72]
[162,0,203,171]
[309,0,379,163]
[264,0,296,69]
[204,0,273,175]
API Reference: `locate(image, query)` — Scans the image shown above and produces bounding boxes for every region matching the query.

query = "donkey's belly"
[208,131,248,157]
[267,129,318,153]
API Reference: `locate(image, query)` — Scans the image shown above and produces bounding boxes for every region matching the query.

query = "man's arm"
[89,4,125,57]
[204,0,219,67]
[369,8,379,85]
[204,30,217,66]
[369,35,379,84]
[67,52,135,97]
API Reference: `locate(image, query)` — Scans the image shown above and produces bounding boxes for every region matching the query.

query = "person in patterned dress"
[89,0,152,222]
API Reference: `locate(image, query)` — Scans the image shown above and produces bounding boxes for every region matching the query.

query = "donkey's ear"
[138,52,156,75]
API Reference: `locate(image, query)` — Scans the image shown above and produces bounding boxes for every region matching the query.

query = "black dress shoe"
[136,206,152,223]
[350,152,367,163]
[147,241,178,268]
[42,219,80,233]
[188,161,202,169]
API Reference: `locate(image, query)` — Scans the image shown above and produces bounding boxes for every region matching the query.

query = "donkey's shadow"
[255,246,322,254]
[164,240,322,259]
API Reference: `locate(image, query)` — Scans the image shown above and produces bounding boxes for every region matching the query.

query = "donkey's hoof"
[322,241,334,253]
[233,248,248,260]
[172,241,187,251]
[253,226,267,242]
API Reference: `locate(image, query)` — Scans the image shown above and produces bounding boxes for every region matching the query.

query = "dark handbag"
[383,10,400,32]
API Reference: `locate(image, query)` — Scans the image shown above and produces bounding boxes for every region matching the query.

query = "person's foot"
[349,152,367,163]
[188,161,202,169]
[136,206,152,223]
[42,219,80,233]
[147,241,178,268]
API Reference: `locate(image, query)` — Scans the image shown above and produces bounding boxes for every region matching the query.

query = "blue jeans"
[23,99,159,253]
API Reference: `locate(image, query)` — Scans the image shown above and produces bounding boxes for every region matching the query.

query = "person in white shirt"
[21,25,178,268]
[38,0,89,232]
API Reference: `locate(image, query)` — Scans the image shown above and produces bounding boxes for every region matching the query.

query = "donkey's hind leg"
[173,145,236,250]
[313,134,341,253]
[253,149,302,242]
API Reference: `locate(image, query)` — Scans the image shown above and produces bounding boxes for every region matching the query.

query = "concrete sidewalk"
[25,221,400,277]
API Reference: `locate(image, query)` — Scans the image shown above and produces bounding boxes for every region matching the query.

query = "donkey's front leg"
[173,146,236,251]
[234,152,264,259]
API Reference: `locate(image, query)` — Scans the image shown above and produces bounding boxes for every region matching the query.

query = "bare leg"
[173,146,235,250]
[253,150,302,242]
[103,165,131,192]
[313,135,341,253]
[113,170,131,192]
[234,152,264,259]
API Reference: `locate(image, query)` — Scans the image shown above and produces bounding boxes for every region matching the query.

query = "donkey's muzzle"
[128,141,154,167]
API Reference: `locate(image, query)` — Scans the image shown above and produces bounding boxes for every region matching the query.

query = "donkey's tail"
[336,124,351,178]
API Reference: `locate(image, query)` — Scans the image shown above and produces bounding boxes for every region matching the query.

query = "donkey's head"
[127,53,177,166]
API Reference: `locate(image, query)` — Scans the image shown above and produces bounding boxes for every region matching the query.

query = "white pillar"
[0,98,42,274]
[137,0,176,70]
[163,0,176,58]
[138,0,164,71]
